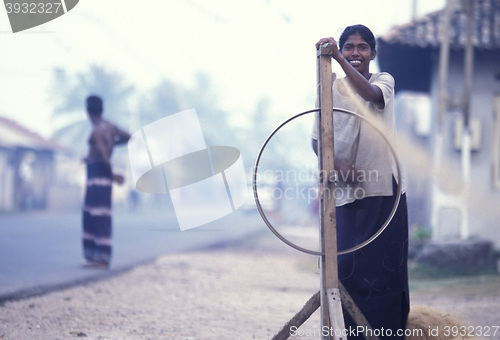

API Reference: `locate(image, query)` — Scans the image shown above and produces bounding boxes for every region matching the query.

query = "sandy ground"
[1,232,499,340]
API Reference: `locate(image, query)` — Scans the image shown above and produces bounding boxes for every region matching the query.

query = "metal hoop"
[253,108,402,256]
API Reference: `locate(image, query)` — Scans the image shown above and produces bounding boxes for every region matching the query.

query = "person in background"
[82,95,131,269]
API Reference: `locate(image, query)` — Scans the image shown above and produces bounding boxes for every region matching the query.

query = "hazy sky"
[0,0,445,138]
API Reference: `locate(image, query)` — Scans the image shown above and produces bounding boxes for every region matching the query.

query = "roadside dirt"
[0,232,499,340]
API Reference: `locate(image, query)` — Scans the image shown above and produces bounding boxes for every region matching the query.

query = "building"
[377,0,500,248]
[0,116,62,211]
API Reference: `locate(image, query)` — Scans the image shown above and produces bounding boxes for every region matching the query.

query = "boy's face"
[341,33,376,79]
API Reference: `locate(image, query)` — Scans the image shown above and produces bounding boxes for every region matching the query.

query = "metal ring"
[253,108,402,256]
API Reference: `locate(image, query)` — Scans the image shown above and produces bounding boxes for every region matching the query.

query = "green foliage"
[133,72,240,155]
[410,223,432,243]
[409,260,498,279]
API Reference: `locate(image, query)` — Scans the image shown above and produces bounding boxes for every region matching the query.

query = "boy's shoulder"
[370,72,394,82]
[370,72,395,90]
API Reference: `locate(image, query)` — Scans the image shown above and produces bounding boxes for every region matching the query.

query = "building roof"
[380,0,500,50]
[0,115,62,151]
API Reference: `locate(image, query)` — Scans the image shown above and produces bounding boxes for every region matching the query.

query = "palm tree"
[50,64,135,156]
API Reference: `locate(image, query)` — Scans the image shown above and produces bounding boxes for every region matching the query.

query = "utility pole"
[412,0,418,20]
[432,0,473,240]
[460,0,474,239]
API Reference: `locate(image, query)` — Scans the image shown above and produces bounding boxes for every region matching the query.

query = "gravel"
[1,233,499,340]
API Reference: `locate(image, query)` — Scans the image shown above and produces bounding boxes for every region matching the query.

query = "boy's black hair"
[86,95,103,116]
[339,24,376,51]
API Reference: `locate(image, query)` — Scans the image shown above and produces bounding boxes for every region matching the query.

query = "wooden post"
[460,0,474,239]
[272,292,321,340]
[317,42,345,340]
[437,0,452,128]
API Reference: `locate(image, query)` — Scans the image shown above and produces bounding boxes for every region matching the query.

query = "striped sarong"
[82,162,112,265]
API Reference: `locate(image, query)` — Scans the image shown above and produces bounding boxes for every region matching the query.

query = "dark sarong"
[336,178,409,339]
[82,162,112,265]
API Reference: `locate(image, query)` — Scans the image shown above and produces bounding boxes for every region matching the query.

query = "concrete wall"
[0,149,14,211]
[429,49,500,248]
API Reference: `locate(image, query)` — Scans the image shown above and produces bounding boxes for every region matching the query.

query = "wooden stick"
[271,285,378,340]
[339,283,379,340]
[317,42,345,340]
[271,291,321,340]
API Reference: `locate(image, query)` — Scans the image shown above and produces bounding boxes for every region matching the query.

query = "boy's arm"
[113,125,131,145]
[335,56,384,108]
[316,37,384,108]
[312,138,318,156]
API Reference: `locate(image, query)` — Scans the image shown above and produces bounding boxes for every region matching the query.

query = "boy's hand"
[113,174,125,185]
[315,37,342,60]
